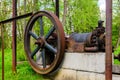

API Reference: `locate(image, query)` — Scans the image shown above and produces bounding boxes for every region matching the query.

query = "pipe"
[55,0,59,18]
[85,47,98,52]
[0,12,32,24]
[12,0,17,73]
[105,0,112,80]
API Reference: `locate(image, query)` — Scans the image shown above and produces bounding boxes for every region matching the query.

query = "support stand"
[105,0,112,80]
[12,0,17,73]
[1,24,4,80]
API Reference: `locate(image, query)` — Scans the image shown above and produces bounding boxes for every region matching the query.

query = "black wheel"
[24,11,65,74]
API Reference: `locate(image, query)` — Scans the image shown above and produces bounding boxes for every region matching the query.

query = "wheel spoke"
[31,46,40,59]
[39,16,44,36]
[41,49,46,68]
[29,31,38,40]
[45,42,57,54]
[45,27,55,40]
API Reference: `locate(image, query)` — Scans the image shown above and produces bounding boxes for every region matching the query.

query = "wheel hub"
[35,37,45,47]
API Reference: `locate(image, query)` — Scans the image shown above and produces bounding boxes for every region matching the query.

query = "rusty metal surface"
[105,0,112,80]
[88,20,105,47]
[67,20,106,52]
[66,38,99,52]
[24,11,65,74]
[1,24,4,80]
[85,47,98,52]
[0,12,33,24]
[12,0,17,73]
[66,38,85,52]
[70,32,91,43]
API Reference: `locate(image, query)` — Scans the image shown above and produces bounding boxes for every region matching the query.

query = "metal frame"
[1,0,112,80]
[1,24,4,80]
[0,0,33,80]
[12,0,17,73]
[105,0,112,80]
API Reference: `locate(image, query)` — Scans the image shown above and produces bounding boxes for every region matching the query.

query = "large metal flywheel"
[24,11,65,74]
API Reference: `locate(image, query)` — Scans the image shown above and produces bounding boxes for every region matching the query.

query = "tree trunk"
[62,0,68,26]
[17,0,22,41]
[23,0,26,37]
[33,0,38,12]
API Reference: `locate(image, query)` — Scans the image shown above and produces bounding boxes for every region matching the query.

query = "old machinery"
[66,20,105,52]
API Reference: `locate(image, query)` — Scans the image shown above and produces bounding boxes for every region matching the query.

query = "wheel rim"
[24,11,65,74]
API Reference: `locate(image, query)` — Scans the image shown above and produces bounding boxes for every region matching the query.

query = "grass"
[0,48,50,80]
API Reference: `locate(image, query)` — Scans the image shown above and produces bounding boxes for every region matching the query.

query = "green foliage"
[17,42,26,61]
[64,0,99,34]
[112,22,119,46]
[114,59,120,65]
[0,49,45,80]
[114,46,120,56]
[113,46,120,65]
[112,15,120,46]
[0,37,1,48]
[112,0,120,46]
[0,1,12,49]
